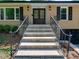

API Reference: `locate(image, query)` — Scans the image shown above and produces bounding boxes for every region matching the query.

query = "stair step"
[18,47,59,50]
[14,50,63,56]
[26,28,52,31]
[22,37,56,40]
[21,39,56,42]
[19,42,59,49]
[28,25,51,27]
[26,30,53,32]
[27,27,51,29]
[24,32,55,35]
[23,34,55,37]
[21,37,57,42]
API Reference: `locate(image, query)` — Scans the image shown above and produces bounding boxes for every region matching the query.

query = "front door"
[33,8,45,24]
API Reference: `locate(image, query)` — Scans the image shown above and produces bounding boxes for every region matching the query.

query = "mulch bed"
[0,32,22,47]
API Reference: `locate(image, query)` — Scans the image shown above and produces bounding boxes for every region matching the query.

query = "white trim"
[4,8,6,20]
[60,6,68,20]
[14,8,16,20]
[0,20,20,21]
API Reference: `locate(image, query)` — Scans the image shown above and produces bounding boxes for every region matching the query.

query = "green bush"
[0,25,4,32]
[3,25,11,33]
[0,25,18,33]
[11,26,18,32]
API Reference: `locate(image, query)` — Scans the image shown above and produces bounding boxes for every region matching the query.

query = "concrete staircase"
[14,25,65,59]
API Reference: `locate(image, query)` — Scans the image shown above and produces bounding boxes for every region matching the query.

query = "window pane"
[16,8,20,19]
[0,9,4,20]
[60,8,67,19]
[61,8,66,13]
[61,14,66,19]
[34,10,39,19]
[6,8,14,19]
[40,10,44,19]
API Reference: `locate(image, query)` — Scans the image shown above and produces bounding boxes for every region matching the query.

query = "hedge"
[0,25,18,33]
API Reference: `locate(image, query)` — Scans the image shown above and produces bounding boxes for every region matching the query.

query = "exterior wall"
[23,5,32,24]
[48,5,79,29]
[0,3,79,29]
[0,20,20,26]
[59,5,79,29]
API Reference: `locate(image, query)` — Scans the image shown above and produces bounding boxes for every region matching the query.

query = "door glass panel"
[40,10,44,19]
[34,10,38,19]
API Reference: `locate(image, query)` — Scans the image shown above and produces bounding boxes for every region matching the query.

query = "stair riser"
[23,34,55,37]
[24,33,55,36]
[19,46,59,49]
[28,25,51,27]
[21,39,56,42]
[18,48,58,50]
[26,30,52,32]
[27,27,52,29]
[26,29,52,31]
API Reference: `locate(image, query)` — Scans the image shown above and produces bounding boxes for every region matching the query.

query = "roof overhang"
[0,1,79,3]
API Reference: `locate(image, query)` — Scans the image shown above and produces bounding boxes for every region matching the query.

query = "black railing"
[50,16,72,59]
[9,16,29,58]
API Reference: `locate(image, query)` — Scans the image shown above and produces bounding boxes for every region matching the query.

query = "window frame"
[0,7,20,21]
[60,7,68,20]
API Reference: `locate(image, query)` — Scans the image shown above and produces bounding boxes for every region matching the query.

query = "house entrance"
[33,8,46,24]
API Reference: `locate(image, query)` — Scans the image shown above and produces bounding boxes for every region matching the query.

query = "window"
[0,9,4,20]
[6,8,14,19]
[60,7,68,20]
[16,8,20,19]
[0,8,20,20]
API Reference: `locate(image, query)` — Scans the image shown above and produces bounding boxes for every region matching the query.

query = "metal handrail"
[10,16,29,58]
[51,16,72,37]
[11,16,28,34]
[50,16,72,58]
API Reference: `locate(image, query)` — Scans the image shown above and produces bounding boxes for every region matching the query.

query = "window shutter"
[68,7,72,20]
[20,7,23,21]
[57,7,60,20]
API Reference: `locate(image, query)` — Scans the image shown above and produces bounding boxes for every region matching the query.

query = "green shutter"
[68,7,72,20]
[57,7,60,20]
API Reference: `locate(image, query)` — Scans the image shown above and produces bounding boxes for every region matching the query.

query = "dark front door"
[33,8,45,24]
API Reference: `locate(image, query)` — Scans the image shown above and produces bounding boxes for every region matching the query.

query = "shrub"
[0,25,4,32]
[3,25,11,33]
[11,26,18,32]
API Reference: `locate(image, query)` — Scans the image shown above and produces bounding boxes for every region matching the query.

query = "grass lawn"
[0,48,11,59]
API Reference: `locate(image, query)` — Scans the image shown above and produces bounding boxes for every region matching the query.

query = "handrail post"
[67,32,72,59]
[9,31,14,59]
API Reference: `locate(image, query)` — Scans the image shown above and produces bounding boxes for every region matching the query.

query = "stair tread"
[22,37,56,39]
[19,42,59,46]
[14,50,63,56]
[24,32,55,35]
